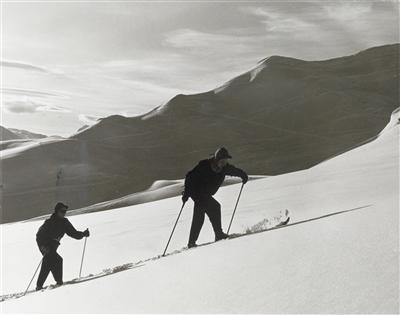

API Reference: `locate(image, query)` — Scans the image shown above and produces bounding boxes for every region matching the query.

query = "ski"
[3,206,368,303]
[183,211,291,250]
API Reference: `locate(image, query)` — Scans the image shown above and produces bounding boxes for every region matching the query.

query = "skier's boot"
[188,242,197,249]
[55,281,63,287]
[35,286,43,291]
[215,231,229,242]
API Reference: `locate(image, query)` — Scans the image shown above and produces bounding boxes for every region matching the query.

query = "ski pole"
[162,202,186,256]
[23,257,43,296]
[227,183,245,234]
[79,237,88,278]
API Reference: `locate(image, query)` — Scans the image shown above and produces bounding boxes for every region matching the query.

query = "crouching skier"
[36,202,90,290]
[182,147,248,248]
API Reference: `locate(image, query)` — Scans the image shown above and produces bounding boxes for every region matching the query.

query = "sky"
[1,0,399,137]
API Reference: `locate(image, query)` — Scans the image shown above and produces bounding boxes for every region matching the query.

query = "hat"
[214,147,232,160]
[55,202,69,212]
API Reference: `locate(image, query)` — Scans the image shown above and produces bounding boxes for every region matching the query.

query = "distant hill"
[8,128,47,139]
[0,126,47,141]
[0,126,20,141]
[1,43,399,223]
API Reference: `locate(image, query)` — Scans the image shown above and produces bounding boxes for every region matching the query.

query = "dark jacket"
[36,213,85,250]
[184,158,247,200]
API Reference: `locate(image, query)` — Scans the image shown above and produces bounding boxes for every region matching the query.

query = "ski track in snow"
[0,204,371,303]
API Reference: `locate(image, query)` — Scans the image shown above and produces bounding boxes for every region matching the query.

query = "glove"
[182,191,189,203]
[242,174,249,184]
[83,228,90,237]
[39,245,50,255]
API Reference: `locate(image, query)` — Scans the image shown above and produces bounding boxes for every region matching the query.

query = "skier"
[182,147,248,248]
[35,202,90,291]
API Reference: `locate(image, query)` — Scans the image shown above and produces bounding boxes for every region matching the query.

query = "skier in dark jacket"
[182,147,248,248]
[35,202,89,290]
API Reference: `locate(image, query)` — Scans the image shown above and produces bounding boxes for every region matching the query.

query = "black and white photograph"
[0,0,399,313]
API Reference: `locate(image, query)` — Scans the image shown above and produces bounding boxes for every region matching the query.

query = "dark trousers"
[189,196,223,244]
[36,249,63,288]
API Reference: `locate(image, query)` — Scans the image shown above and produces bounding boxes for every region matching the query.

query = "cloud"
[238,3,398,60]
[1,87,61,98]
[164,28,262,54]
[5,100,71,114]
[97,51,258,107]
[5,101,38,113]
[163,3,397,62]
[242,3,391,43]
[165,28,237,48]
[162,28,269,78]
[1,60,50,73]
[322,3,372,21]
[39,105,71,113]
[243,7,317,34]
[78,114,101,125]
[101,55,211,91]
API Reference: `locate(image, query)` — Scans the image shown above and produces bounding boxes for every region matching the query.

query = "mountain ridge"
[1,43,398,223]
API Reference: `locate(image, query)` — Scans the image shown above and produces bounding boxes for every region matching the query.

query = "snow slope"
[1,110,398,313]
[8,129,46,140]
[0,126,47,142]
[0,137,64,159]
[0,126,21,141]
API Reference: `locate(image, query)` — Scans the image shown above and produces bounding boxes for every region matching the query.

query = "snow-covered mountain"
[0,126,21,141]
[8,128,47,140]
[0,126,47,141]
[1,44,399,223]
[1,108,398,313]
